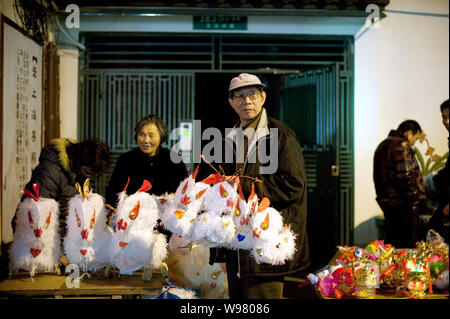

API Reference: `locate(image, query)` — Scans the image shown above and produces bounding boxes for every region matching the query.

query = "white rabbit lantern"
[250,197,296,265]
[64,178,112,271]
[9,184,61,276]
[227,183,260,250]
[110,178,168,280]
[190,174,238,247]
[161,164,210,237]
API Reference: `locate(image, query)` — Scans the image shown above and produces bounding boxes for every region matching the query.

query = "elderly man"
[373,120,427,248]
[207,73,310,299]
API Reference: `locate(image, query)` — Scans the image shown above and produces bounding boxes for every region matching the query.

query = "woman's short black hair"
[133,114,169,144]
[68,139,111,178]
[440,99,449,112]
[397,120,422,135]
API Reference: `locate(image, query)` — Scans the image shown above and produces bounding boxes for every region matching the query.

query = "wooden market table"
[373,288,448,299]
[0,270,164,299]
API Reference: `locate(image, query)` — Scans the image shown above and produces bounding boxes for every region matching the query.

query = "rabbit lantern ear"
[248,183,256,201]
[257,197,271,213]
[200,173,225,185]
[236,183,245,201]
[82,178,90,199]
[192,163,201,180]
[137,180,152,193]
[76,178,90,200]
[32,184,40,199]
[23,184,40,202]
[123,176,131,193]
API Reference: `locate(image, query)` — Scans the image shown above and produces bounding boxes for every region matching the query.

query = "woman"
[105,115,188,208]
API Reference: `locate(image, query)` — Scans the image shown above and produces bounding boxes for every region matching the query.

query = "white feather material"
[250,207,297,265]
[10,197,61,275]
[251,207,284,241]
[64,191,112,270]
[162,174,298,266]
[190,182,237,247]
[227,196,255,250]
[110,185,167,274]
[153,193,175,216]
[150,232,169,269]
[163,287,198,299]
[161,174,210,237]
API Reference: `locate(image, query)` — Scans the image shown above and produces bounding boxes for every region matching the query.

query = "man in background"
[373,120,427,248]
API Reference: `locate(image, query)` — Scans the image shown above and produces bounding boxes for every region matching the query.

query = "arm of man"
[245,132,306,213]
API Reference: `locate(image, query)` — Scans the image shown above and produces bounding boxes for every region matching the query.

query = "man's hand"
[443,203,449,216]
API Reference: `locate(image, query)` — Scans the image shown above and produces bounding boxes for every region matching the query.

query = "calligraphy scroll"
[1,17,43,243]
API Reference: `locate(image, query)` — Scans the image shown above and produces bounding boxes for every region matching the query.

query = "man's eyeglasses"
[230,90,260,103]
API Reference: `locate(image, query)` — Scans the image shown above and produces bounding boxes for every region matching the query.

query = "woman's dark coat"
[105,147,188,206]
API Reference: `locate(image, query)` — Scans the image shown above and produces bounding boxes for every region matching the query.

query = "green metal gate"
[282,64,353,268]
[78,71,195,196]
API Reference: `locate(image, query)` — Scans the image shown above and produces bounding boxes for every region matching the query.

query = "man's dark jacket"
[203,110,310,278]
[373,130,426,212]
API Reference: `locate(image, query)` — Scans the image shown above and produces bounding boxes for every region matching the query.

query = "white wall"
[0,0,20,25]
[353,0,449,246]
[354,21,383,245]
[58,49,78,139]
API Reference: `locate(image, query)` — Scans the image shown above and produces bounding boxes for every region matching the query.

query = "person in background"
[105,115,188,237]
[11,138,111,238]
[373,120,427,248]
[428,99,449,243]
[202,73,309,299]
